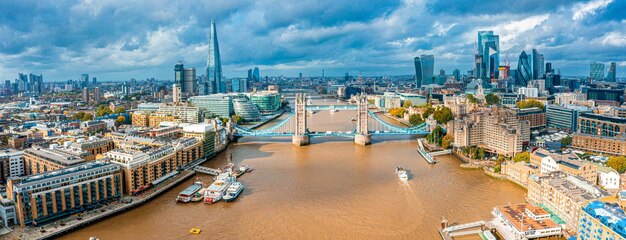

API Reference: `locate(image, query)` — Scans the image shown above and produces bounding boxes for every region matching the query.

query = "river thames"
[61,102,527,240]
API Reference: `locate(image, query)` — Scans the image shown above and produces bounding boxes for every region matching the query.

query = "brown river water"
[60,100,527,240]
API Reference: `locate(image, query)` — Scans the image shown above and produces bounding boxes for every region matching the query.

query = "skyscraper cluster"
[476,31,499,80]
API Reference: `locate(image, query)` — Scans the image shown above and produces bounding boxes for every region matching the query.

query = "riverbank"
[7,143,230,240]
[241,109,286,129]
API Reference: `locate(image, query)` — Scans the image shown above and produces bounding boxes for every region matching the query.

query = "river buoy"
[189,228,201,234]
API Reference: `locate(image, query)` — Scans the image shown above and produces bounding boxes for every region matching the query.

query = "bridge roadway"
[304,105,357,111]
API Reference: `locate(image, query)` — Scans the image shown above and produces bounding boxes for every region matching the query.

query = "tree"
[422,107,435,119]
[441,135,453,149]
[388,107,406,118]
[426,126,445,144]
[607,156,626,173]
[82,113,94,121]
[115,116,126,127]
[513,152,530,162]
[114,106,126,114]
[485,93,500,106]
[73,111,86,120]
[516,99,544,110]
[403,100,412,108]
[433,106,453,124]
[409,114,423,126]
[477,147,486,159]
[560,136,572,145]
[96,105,113,117]
[232,115,245,124]
[466,94,479,104]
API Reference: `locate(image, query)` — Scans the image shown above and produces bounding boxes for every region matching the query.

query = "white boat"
[177,181,203,203]
[330,109,338,114]
[204,173,235,204]
[223,182,244,202]
[395,167,409,181]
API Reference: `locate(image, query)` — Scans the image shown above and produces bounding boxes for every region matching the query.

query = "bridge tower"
[292,93,310,146]
[354,94,371,145]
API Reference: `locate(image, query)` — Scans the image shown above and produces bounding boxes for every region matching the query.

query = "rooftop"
[583,201,626,238]
[496,204,560,232]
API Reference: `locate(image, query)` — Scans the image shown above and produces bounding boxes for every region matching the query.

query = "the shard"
[207,18,223,93]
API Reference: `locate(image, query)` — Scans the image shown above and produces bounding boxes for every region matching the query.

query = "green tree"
[433,106,454,124]
[114,106,126,114]
[441,135,453,149]
[560,136,572,145]
[607,156,626,173]
[115,116,126,126]
[409,114,423,126]
[513,152,530,162]
[73,111,86,120]
[232,115,245,124]
[82,113,94,121]
[96,105,113,117]
[477,147,486,159]
[422,107,435,119]
[466,94,479,104]
[485,93,500,106]
[388,107,406,118]
[403,100,412,108]
[426,126,445,144]
[516,99,545,110]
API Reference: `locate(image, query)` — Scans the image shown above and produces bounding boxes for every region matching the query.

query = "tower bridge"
[232,93,431,146]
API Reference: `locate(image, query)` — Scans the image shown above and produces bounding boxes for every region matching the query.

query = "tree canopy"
[409,114,423,126]
[388,107,406,118]
[607,156,626,173]
[114,106,126,114]
[433,106,454,124]
[426,126,445,144]
[513,152,530,162]
[441,135,453,149]
[466,94,479,104]
[403,100,412,108]
[485,93,500,106]
[232,115,245,124]
[96,105,113,117]
[516,99,544,110]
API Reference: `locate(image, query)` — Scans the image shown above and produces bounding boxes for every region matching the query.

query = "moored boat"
[223,182,244,202]
[204,173,235,204]
[177,181,203,203]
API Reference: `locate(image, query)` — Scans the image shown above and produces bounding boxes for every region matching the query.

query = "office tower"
[477,31,499,79]
[589,62,605,81]
[545,62,553,74]
[516,51,532,86]
[532,49,545,79]
[247,69,253,82]
[414,55,434,88]
[94,87,100,104]
[80,74,89,88]
[607,62,617,82]
[92,77,97,87]
[4,80,11,95]
[175,61,184,85]
[453,69,460,81]
[172,84,181,103]
[207,18,223,93]
[18,73,27,91]
[183,67,196,96]
[82,87,89,102]
[439,69,445,76]
[122,82,130,96]
[253,67,260,82]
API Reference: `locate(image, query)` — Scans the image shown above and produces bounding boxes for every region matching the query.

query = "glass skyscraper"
[590,62,605,81]
[477,31,499,80]
[414,54,434,88]
[207,19,223,93]
[607,62,617,82]
[532,49,544,79]
[516,51,532,86]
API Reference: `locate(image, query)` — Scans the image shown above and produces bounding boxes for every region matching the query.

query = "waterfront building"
[207,19,223,93]
[189,94,233,118]
[233,98,261,120]
[0,198,17,227]
[515,107,546,130]
[105,138,202,195]
[546,104,590,132]
[414,55,434,87]
[596,165,620,192]
[249,91,282,114]
[590,62,605,81]
[577,201,626,239]
[533,148,597,183]
[183,123,216,158]
[451,107,530,157]
[492,204,561,239]
[607,62,617,82]
[516,51,532,86]
[532,172,610,231]
[501,161,539,188]
[23,145,94,175]
[0,149,24,183]
[7,161,122,227]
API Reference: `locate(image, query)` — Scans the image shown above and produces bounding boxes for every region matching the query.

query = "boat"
[204,173,235,204]
[190,188,206,202]
[233,164,253,178]
[330,109,338,114]
[395,167,409,181]
[223,182,244,202]
[177,181,203,203]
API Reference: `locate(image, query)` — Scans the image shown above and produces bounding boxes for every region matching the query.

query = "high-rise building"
[477,31,499,79]
[207,19,223,93]
[174,61,184,86]
[516,51,532,86]
[172,84,181,103]
[80,74,89,88]
[94,87,100,104]
[532,49,545,79]
[253,67,260,82]
[590,62,605,81]
[92,77,97,87]
[82,87,89,102]
[607,62,617,82]
[183,67,196,96]
[414,54,434,88]
[452,69,460,81]
[545,62,552,74]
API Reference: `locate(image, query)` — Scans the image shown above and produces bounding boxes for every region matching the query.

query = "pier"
[438,218,489,240]
[194,166,222,176]
[417,139,437,164]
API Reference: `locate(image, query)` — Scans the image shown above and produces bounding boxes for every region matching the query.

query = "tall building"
[413,55,434,88]
[207,19,223,93]
[477,31,499,79]
[516,51,532,86]
[174,61,184,87]
[532,49,545,79]
[94,87,100,104]
[82,87,89,102]
[452,69,460,81]
[253,67,260,82]
[183,67,196,96]
[92,77,97,87]
[80,73,89,88]
[590,62,605,81]
[607,62,617,82]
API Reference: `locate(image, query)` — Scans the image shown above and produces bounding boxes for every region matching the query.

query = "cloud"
[572,0,613,21]
[598,31,626,47]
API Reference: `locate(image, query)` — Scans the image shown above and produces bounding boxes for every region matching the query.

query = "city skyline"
[0,0,624,81]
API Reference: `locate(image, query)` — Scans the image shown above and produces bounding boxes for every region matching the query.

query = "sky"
[0,0,624,82]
